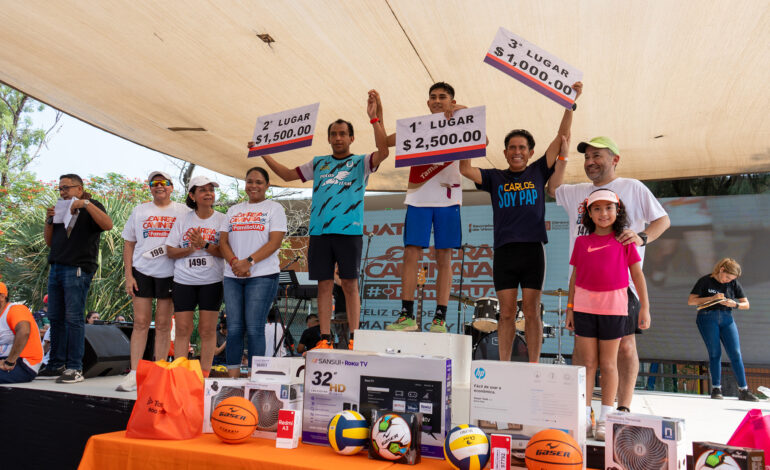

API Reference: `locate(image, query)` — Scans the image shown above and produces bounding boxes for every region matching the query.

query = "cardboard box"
[250,356,305,384]
[276,409,302,449]
[605,412,686,470]
[355,329,471,425]
[203,378,250,433]
[470,360,586,469]
[302,349,451,459]
[693,441,765,470]
[245,381,303,439]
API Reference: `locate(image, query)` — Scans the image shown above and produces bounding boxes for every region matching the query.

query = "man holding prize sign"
[381,82,480,334]
[459,82,582,363]
[255,90,389,350]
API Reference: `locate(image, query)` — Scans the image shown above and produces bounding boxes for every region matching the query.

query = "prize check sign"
[248,102,320,157]
[484,27,583,109]
[395,106,486,168]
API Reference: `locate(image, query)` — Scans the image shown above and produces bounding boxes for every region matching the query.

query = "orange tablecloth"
[79,431,450,470]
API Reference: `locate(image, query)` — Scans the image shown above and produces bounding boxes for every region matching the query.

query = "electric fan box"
[469,361,586,469]
[302,349,452,459]
[203,378,250,434]
[245,382,304,439]
[250,356,305,384]
[605,412,686,470]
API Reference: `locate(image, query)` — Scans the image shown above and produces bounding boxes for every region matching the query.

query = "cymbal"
[449,292,476,306]
[542,288,569,296]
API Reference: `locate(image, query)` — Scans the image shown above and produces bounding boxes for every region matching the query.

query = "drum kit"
[451,287,570,363]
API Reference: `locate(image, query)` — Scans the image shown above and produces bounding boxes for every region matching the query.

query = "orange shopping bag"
[126,357,205,440]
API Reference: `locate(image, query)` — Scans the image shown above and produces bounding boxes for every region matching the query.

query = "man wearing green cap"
[550,136,670,438]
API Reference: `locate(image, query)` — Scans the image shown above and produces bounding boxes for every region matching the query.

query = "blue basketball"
[444,424,490,470]
[328,410,369,455]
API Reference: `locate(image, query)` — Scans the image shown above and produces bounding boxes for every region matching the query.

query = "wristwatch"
[3,359,16,367]
[637,232,648,246]
[82,199,90,208]
[204,242,210,250]
[247,256,256,266]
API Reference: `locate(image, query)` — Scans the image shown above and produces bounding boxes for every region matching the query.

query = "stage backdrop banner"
[360,193,770,366]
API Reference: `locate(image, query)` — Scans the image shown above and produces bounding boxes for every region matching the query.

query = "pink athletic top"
[570,233,641,315]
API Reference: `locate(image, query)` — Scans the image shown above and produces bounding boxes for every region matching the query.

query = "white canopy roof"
[1,1,768,189]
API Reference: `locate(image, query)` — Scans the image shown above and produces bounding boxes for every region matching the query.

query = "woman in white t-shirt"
[166,175,227,375]
[220,167,286,377]
[117,171,190,392]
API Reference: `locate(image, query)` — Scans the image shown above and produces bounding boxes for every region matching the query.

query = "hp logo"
[474,367,486,379]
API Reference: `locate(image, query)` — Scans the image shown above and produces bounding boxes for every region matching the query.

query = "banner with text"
[248,102,320,157]
[484,27,582,109]
[395,106,486,168]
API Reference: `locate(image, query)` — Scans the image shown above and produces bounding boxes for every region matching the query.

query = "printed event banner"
[248,102,320,157]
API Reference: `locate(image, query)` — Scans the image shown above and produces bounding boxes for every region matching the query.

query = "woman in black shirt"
[687,258,758,401]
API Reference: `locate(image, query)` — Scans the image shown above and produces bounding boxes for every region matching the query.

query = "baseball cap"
[586,189,620,207]
[187,175,220,192]
[44,294,48,304]
[577,136,620,156]
[148,171,173,183]
[0,282,7,296]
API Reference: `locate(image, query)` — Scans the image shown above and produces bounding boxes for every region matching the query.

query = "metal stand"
[359,233,374,311]
[455,244,469,334]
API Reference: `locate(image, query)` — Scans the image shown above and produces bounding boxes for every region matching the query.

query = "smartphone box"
[693,441,764,470]
[275,409,302,449]
[491,434,512,470]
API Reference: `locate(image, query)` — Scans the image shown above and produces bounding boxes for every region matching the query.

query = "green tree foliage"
[0,173,150,317]
[0,85,61,191]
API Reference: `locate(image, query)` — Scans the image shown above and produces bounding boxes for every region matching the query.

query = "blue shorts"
[403,205,461,249]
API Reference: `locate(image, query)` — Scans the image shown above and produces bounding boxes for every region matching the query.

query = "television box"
[355,329,471,425]
[302,349,451,459]
[605,412,686,470]
[470,361,586,469]
[250,356,305,384]
[693,441,765,470]
[245,382,303,439]
[203,378,250,433]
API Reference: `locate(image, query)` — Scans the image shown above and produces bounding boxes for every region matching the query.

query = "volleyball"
[443,424,491,470]
[327,410,369,455]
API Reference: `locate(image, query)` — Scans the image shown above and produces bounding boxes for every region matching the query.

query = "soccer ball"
[327,410,369,455]
[695,450,741,469]
[370,413,412,461]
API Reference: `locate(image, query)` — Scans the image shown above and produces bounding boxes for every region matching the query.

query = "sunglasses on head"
[149,179,172,188]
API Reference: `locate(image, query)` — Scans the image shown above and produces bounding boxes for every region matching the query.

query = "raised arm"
[259,155,301,182]
[368,90,389,168]
[544,82,583,167]
[459,159,482,185]
[547,134,570,197]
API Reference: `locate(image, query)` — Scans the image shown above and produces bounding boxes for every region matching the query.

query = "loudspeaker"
[118,325,156,361]
[83,325,130,378]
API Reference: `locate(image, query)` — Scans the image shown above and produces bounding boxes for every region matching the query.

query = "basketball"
[211,396,258,444]
[525,429,583,470]
[444,424,490,470]
[327,410,369,455]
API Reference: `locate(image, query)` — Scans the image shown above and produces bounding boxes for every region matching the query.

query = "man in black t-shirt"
[459,82,581,362]
[297,314,322,355]
[38,174,113,384]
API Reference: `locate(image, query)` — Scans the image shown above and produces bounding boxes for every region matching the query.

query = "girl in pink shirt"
[566,189,650,440]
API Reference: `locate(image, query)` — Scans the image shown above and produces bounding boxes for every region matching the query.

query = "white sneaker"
[115,371,137,392]
[595,420,606,441]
